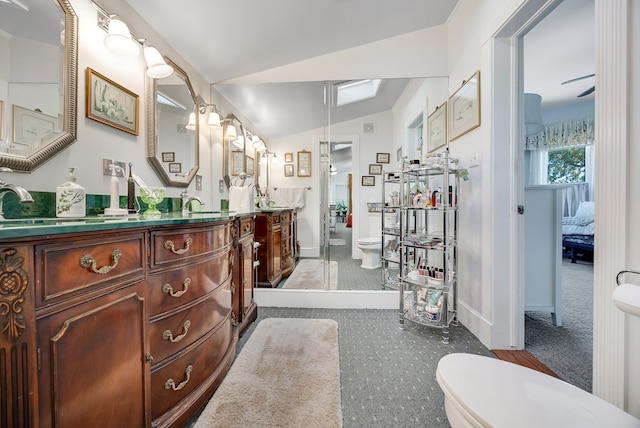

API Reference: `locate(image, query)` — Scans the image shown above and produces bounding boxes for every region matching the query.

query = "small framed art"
[449,70,480,141]
[86,67,139,135]
[284,164,294,177]
[169,163,182,173]
[362,176,375,186]
[376,152,390,164]
[369,164,382,175]
[297,150,311,177]
[162,152,175,162]
[427,102,447,152]
[284,152,293,163]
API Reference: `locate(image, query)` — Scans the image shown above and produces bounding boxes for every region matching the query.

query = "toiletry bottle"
[56,167,86,218]
[127,163,135,212]
[430,189,439,207]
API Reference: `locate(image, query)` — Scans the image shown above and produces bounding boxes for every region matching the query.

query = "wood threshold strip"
[492,350,561,379]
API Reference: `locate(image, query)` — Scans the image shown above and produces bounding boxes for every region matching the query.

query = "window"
[547,146,586,183]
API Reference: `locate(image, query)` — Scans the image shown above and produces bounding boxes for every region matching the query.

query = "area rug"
[194,318,342,428]
[330,238,346,246]
[282,259,338,289]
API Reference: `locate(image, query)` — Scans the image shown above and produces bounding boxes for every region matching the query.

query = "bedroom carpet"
[281,259,338,289]
[193,318,342,428]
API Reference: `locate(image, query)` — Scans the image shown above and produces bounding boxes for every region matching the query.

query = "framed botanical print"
[427,102,447,152]
[449,70,481,141]
[169,163,182,173]
[246,155,254,176]
[284,164,294,177]
[231,150,244,176]
[297,150,311,177]
[376,152,390,164]
[162,152,175,162]
[284,152,293,163]
[86,68,139,135]
[369,164,382,175]
[362,176,375,186]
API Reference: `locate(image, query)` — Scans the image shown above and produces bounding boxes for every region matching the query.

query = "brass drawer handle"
[164,237,193,255]
[165,365,193,391]
[244,223,250,232]
[79,249,122,274]
[162,320,191,343]
[162,278,191,298]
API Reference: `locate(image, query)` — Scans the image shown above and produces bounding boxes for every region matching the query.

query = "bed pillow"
[574,201,595,219]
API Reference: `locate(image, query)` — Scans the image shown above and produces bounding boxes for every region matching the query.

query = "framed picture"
[397,147,403,162]
[169,162,182,173]
[12,104,59,147]
[448,70,480,142]
[362,176,375,186]
[284,164,294,177]
[246,155,254,176]
[231,150,244,176]
[284,152,294,163]
[195,174,202,191]
[376,152,390,164]
[86,67,139,135]
[369,164,383,175]
[427,102,447,152]
[297,150,311,177]
[162,152,175,162]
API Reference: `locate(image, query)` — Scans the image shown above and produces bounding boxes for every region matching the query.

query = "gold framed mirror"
[0,0,78,172]
[222,113,245,187]
[145,57,199,187]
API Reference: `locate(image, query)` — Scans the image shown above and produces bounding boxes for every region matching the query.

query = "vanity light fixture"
[104,16,140,57]
[185,112,197,131]
[144,45,174,79]
[225,123,237,140]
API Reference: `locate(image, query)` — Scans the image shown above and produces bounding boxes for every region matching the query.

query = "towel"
[272,187,306,209]
[229,186,253,213]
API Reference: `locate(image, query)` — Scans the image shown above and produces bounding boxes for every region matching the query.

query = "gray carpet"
[525,259,593,392]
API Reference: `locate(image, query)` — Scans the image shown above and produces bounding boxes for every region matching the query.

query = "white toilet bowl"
[436,353,640,428]
[357,237,382,269]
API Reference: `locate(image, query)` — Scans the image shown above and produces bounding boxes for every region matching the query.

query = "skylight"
[156,91,186,110]
[336,79,382,106]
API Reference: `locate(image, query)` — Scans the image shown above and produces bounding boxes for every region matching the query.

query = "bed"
[562,201,594,263]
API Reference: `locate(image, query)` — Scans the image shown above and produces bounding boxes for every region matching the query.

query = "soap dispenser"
[56,167,86,218]
[104,162,128,216]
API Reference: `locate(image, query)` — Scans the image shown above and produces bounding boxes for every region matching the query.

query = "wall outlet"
[469,153,480,168]
[103,159,126,177]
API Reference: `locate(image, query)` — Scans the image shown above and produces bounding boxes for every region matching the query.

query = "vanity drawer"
[147,254,231,317]
[150,319,233,420]
[35,232,146,308]
[150,222,232,269]
[149,280,232,362]
[238,216,254,237]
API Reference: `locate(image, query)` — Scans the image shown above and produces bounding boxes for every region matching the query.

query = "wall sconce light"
[260,153,268,165]
[144,44,173,79]
[271,153,279,164]
[185,111,197,131]
[103,16,139,57]
[197,103,221,127]
[225,123,237,140]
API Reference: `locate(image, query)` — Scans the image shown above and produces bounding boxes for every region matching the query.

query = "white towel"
[229,186,253,213]
[273,187,306,209]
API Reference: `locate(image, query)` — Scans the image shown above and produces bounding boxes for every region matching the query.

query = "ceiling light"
[144,45,173,79]
[104,17,140,57]
[336,79,382,106]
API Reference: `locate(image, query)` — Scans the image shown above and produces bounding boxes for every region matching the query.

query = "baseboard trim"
[254,289,398,309]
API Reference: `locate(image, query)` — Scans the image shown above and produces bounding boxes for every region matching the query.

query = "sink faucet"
[0,168,34,219]
[180,190,204,216]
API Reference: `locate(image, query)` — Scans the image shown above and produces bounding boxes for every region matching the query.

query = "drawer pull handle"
[164,237,193,255]
[165,365,193,391]
[162,278,191,298]
[162,320,191,343]
[79,249,122,274]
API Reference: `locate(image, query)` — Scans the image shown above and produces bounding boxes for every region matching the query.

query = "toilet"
[357,211,390,269]
[436,353,640,427]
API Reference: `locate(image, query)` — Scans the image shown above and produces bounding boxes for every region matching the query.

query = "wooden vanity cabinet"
[232,214,257,334]
[255,211,282,287]
[0,218,244,428]
[280,211,295,277]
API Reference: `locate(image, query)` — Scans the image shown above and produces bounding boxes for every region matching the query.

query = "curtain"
[525,118,594,150]
[524,149,548,185]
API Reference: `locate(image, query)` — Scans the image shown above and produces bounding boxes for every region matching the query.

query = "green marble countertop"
[0,211,238,240]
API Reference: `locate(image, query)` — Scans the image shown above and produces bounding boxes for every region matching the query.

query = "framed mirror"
[222,113,245,187]
[146,57,199,187]
[0,0,78,172]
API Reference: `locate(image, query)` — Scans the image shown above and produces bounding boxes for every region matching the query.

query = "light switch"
[219,180,224,192]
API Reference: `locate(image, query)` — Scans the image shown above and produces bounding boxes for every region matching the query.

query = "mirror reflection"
[214,77,445,291]
[0,0,77,172]
[146,57,199,187]
[222,114,247,187]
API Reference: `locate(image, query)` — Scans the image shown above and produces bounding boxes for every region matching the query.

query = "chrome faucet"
[180,190,204,216]
[0,168,34,219]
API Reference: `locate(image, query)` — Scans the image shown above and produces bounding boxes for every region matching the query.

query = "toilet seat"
[437,353,640,428]
[357,237,381,246]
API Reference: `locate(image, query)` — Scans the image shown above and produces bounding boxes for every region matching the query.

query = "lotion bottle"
[104,162,128,216]
[56,167,86,218]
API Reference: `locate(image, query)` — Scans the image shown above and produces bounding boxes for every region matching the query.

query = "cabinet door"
[241,237,254,316]
[271,227,282,280]
[37,283,149,428]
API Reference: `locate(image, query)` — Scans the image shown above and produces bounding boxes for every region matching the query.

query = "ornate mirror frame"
[145,57,199,187]
[0,0,78,172]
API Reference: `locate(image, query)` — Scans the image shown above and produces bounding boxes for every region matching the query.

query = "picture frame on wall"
[284,152,293,163]
[169,163,182,173]
[231,150,244,176]
[362,175,375,186]
[86,67,139,136]
[376,152,390,164]
[246,155,254,176]
[448,70,480,142]
[12,104,59,147]
[162,152,175,162]
[195,174,202,191]
[284,164,294,177]
[427,102,447,152]
[297,150,311,176]
[369,164,383,175]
